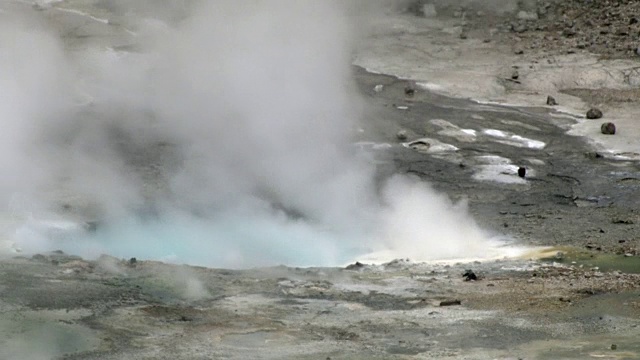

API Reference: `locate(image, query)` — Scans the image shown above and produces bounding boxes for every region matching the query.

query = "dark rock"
[439,299,461,306]
[518,167,526,178]
[345,261,365,270]
[511,70,519,80]
[601,122,616,135]
[404,86,415,96]
[546,95,558,105]
[586,108,603,119]
[463,269,477,281]
[612,218,634,225]
[630,17,638,25]
[408,140,431,151]
[129,257,137,266]
[611,344,617,350]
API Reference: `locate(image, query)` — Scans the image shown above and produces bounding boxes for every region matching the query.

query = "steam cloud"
[1,0,502,267]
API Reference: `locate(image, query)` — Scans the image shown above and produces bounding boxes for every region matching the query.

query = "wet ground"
[354,66,639,255]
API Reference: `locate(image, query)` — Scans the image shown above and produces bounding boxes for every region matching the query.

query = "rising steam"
[0,0,503,267]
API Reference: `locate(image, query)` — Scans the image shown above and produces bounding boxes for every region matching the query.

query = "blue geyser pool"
[12,213,371,269]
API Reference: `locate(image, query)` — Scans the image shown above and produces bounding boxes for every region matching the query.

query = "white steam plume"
[1,0,506,267]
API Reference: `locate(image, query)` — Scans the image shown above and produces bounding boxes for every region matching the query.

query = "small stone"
[404,86,415,96]
[546,96,558,106]
[630,18,638,25]
[396,130,408,141]
[511,70,519,80]
[518,167,526,178]
[624,253,633,257]
[601,122,616,135]
[439,299,461,306]
[586,108,603,119]
[374,84,384,93]
[612,218,634,225]
[463,269,477,281]
[514,48,524,55]
[460,32,468,39]
[611,344,617,350]
[129,257,137,266]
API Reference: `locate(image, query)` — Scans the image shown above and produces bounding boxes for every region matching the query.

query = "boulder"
[586,108,603,119]
[601,122,616,135]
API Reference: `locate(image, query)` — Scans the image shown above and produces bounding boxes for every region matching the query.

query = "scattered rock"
[396,130,408,141]
[439,299,461,307]
[601,122,616,135]
[463,270,477,281]
[586,108,603,119]
[546,96,558,106]
[518,167,526,178]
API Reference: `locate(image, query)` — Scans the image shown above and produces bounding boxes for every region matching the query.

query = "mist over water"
[1,1,506,268]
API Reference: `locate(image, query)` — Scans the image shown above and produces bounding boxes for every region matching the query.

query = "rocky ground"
[1,250,639,359]
[1,1,639,359]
